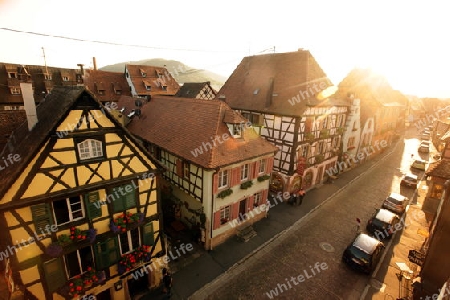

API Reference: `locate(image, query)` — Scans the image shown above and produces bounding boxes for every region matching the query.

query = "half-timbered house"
[0,85,165,300]
[174,82,217,100]
[218,50,349,192]
[125,96,277,249]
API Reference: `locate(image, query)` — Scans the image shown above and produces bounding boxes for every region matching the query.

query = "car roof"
[353,233,380,254]
[404,173,418,180]
[388,192,407,202]
[413,159,426,163]
[375,208,398,223]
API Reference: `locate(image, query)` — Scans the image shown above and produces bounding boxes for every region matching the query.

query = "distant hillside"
[100,58,227,91]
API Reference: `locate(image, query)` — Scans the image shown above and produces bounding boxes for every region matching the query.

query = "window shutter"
[232,202,240,220]
[231,167,240,186]
[176,159,183,177]
[124,185,137,209]
[248,195,254,210]
[213,211,221,230]
[94,237,120,270]
[254,160,261,176]
[43,258,66,292]
[112,186,125,212]
[31,203,53,232]
[213,173,218,194]
[267,157,274,173]
[84,192,102,219]
[142,222,155,246]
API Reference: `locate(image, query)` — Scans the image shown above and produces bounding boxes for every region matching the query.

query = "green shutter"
[124,184,137,209]
[112,187,126,213]
[43,258,66,292]
[84,191,102,219]
[31,203,53,232]
[94,237,120,269]
[142,222,155,246]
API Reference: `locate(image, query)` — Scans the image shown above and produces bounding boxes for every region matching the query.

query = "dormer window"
[62,76,69,81]
[44,73,52,80]
[8,72,17,79]
[10,87,21,95]
[140,69,147,77]
[143,81,152,91]
[77,138,104,161]
[95,83,105,95]
[227,124,242,138]
[162,85,167,91]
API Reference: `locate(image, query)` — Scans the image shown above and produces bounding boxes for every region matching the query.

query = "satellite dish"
[135,99,143,107]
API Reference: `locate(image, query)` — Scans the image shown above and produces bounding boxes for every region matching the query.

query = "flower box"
[217,188,233,199]
[257,174,271,182]
[110,212,144,233]
[240,180,253,190]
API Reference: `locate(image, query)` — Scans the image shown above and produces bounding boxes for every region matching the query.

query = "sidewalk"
[140,141,401,300]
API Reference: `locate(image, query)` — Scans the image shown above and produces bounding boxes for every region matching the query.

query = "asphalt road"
[200,136,414,300]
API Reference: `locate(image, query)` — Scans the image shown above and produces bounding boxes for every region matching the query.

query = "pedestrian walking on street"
[162,268,173,298]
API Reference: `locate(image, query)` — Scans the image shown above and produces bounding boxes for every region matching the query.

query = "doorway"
[239,199,247,220]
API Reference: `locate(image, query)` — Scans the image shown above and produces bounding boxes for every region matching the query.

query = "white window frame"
[119,228,140,255]
[64,246,93,278]
[10,87,21,95]
[253,192,262,207]
[259,159,266,174]
[218,170,229,189]
[62,76,69,81]
[53,196,85,226]
[241,164,249,181]
[77,139,103,160]
[220,206,231,222]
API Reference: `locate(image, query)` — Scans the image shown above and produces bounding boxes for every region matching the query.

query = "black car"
[366,208,401,240]
[342,233,385,274]
[401,173,418,189]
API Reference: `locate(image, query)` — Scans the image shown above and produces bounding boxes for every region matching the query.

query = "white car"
[411,159,427,170]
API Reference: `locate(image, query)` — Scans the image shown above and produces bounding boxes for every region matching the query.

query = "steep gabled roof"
[126,96,278,169]
[126,64,180,96]
[0,110,27,150]
[83,69,131,102]
[218,50,335,116]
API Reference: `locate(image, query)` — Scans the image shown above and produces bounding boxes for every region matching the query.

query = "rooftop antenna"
[41,47,49,75]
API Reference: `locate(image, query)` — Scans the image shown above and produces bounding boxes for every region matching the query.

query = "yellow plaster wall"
[152,220,160,233]
[53,138,74,149]
[125,137,156,169]
[106,144,124,159]
[0,142,47,204]
[4,211,20,227]
[153,238,162,254]
[26,282,45,299]
[145,203,157,218]
[19,265,40,285]
[16,242,43,263]
[95,218,111,235]
[49,150,77,164]
[92,110,115,128]
[105,133,121,143]
[56,110,82,132]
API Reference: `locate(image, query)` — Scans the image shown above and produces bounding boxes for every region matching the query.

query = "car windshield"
[388,198,402,205]
[349,245,370,263]
[405,176,417,181]
[372,217,388,229]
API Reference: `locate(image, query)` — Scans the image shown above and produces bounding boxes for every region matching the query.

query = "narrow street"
[193,128,429,300]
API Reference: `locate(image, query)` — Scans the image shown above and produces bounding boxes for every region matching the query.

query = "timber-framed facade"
[0,86,165,300]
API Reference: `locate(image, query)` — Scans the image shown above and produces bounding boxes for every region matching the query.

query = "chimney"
[20,83,38,131]
[93,57,97,71]
[77,64,84,75]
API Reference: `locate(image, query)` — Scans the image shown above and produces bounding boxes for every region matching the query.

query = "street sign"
[408,250,425,266]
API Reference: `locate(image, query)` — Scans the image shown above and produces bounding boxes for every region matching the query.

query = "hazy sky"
[1,0,449,98]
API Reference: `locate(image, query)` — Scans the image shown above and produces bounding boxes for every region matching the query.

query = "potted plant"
[45,243,63,258]
[83,267,97,288]
[118,253,136,275]
[68,276,84,298]
[257,174,271,182]
[240,180,253,189]
[70,227,87,242]
[57,234,72,247]
[134,245,151,263]
[217,188,233,199]
[220,217,229,225]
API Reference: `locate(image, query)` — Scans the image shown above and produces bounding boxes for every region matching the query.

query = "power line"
[0,27,243,54]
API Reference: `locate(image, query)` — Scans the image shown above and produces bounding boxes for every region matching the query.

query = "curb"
[189,141,400,300]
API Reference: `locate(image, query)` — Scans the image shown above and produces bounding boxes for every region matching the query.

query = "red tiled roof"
[175,82,217,98]
[126,96,278,169]
[426,160,450,178]
[218,50,335,116]
[83,69,131,102]
[126,65,180,96]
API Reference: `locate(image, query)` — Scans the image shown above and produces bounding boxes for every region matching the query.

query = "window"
[10,87,21,95]
[7,72,17,79]
[220,206,231,224]
[119,227,140,254]
[44,74,52,80]
[111,183,137,213]
[77,139,103,160]
[162,85,167,91]
[253,192,262,207]
[259,159,266,174]
[62,76,69,81]
[228,124,242,138]
[97,89,105,95]
[65,246,93,278]
[241,164,249,181]
[53,196,84,226]
[348,137,355,149]
[431,183,443,199]
[218,170,229,189]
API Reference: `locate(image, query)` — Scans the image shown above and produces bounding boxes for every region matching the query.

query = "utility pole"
[42,47,49,75]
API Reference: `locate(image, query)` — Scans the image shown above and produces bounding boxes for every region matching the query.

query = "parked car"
[421,134,430,141]
[342,233,385,274]
[418,144,429,153]
[411,159,427,170]
[401,173,418,189]
[382,192,409,214]
[366,208,401,240]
